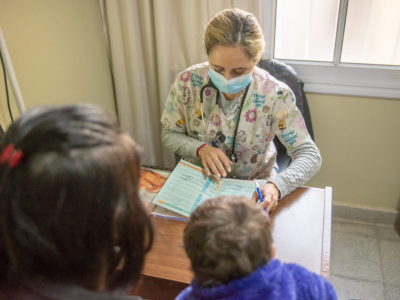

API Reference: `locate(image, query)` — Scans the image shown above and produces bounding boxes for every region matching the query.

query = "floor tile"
[332,220,377,237]
[380,239,400,287]
[331,231,383,283]
[330,275,385,300]
[377,224,400,241]
[385,285,400,300]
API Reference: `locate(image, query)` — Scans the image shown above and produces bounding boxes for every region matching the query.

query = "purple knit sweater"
[175,259,337,300]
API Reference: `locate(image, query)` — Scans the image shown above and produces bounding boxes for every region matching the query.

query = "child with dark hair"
[177,196,337,300]
[0,103,152,300]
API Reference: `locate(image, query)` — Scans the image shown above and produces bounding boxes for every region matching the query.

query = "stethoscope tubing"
[199,79,251,163]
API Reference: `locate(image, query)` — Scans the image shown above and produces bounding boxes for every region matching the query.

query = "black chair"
[257,59,315,173]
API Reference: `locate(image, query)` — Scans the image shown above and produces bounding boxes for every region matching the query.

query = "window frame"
[261,0,400,99]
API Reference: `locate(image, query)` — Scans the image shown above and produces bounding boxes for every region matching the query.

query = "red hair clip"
[1,144,24,168]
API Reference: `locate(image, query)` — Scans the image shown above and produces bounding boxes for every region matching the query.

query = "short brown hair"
[204,8,265,62]
[184,196,272,286]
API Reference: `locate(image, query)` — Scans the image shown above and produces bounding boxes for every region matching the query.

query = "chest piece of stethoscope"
[231,153,237,163]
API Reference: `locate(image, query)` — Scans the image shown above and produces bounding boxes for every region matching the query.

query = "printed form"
[153,160,256,217]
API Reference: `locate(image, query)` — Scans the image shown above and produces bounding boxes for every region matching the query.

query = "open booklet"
[151,160,262,218]
[140,167,189,221]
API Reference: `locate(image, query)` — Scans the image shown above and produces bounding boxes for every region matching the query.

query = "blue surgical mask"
[208,66,253,95]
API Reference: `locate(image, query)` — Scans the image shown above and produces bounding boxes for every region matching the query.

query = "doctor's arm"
[253,140,321,212]
[268,140,322,199]
[161,127,204,159]
[162,127,233,177]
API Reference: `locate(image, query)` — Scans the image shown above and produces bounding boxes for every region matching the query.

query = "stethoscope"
[199,79,251,163]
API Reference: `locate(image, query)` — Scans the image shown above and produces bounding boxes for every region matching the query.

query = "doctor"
[161,8,321,212]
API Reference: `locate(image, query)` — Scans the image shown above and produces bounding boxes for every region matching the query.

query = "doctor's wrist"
[197,144,209,158]
[268,178,286,200]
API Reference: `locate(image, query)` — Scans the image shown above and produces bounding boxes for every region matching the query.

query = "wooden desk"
[134,186,332,300]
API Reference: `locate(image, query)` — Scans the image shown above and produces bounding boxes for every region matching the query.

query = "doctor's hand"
[199,146,233,178]
[252,182,280,213]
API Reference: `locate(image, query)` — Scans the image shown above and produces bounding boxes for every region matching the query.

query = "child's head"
[184,196,274,287]
[0,104,153,291]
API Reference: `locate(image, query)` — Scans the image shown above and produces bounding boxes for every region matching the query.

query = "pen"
[254,180,270,221]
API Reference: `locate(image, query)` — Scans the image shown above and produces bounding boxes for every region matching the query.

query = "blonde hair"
[204,8,265,62]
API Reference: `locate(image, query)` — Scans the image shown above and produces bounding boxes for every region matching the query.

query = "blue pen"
[254,180,270,221]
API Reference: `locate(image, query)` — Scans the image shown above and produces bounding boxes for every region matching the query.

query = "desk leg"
[321,186,333,280]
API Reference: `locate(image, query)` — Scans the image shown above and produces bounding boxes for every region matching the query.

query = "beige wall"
[306,93,400,211]
[0,0,116,128]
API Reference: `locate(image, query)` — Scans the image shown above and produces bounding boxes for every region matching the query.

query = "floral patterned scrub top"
[161,62,312,180]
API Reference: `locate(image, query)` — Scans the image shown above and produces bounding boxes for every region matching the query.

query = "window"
[341,0,400,66]
[275,0,340,62]
[262,0,400,99]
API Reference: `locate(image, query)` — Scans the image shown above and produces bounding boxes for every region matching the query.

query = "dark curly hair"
[184,196,272,286]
